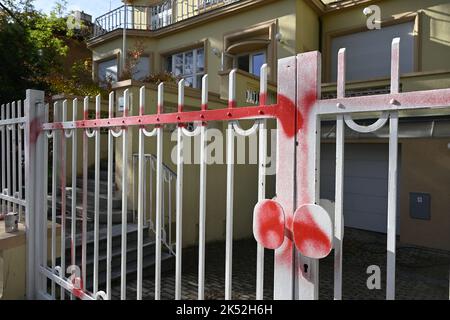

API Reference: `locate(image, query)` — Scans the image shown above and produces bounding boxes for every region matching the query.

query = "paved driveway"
[112,228,450,300]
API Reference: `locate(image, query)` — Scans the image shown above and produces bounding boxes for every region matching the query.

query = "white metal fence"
[0,100,26,221]
[4,38,450,300]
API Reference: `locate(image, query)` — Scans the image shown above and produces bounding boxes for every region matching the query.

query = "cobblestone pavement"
[111,228,450,300]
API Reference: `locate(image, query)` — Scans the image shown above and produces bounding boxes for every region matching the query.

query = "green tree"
[0,0,100,103]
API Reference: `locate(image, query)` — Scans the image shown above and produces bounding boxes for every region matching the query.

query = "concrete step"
[63,224,152,260]
[88,169,109,181]
[66,187,122,210]
[48,197,134,224]
[75,178,117,194]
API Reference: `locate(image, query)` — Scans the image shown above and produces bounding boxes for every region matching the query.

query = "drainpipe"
[122,3,127,75]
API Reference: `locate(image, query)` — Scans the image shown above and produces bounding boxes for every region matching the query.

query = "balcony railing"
[92,0,241,39]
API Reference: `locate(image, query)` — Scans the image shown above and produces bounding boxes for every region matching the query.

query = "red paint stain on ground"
[293,209,332,259]
[253,200,285,250]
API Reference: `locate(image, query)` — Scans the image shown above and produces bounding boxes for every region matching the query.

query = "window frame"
[96,56,119,85]
[166,47,205,88]
[233,50,267,77]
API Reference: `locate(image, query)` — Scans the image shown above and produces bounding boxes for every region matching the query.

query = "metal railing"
[92,0,241,38]
[132,153,176,255]
[0,99,27,223]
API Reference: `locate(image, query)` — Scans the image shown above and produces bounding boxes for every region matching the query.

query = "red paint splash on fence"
[296,90,318,206]
[297,91,317,132]
[276,94,300,138]
[293,209,332,259]
[29,117,42,145]
[71,277,84,299]
[276,214,294,265]
[253,200,285,250]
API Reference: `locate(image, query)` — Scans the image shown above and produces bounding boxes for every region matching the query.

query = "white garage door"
[320,143,399,234]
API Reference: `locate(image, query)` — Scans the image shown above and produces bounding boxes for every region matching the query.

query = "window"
[330,21,415,82]
[133,57,150,81]
[234,52,266,77]
[166,48,205,88]
[98,58,118,84]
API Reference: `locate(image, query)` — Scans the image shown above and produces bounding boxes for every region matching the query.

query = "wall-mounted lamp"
[363,7,374,16]
[212,48,221,57]
[275,32,283,42]
[275,32,287,45]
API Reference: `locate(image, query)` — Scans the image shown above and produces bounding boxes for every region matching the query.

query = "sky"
[34,0,124,19]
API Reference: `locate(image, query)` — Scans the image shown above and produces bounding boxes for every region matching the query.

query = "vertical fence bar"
[24,89,45,299]
[18,101,23,221]
[1,105,5,216]
[71,99,78,291]
[273,57,296,300]
[155,83,164,300]
[51,102,58,299]
[168,177,172,249]
[121,89,130,300]
[12,102,17,214]
[334,48,346,300]
[6,103,11,213]
[225,70,236,300]
[198,75,208,300]
[175,79,185,300]
[60,100,68,300]
[82,97,89,292]
[137,86,145,300]
[93,95,101,294]
[387,37,400,300]
[256,64,268,300]
[41,103,49,294]
[295,52,322,300]
[107,92,114,300]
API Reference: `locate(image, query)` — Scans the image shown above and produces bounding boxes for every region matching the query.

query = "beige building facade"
[87,0,450,250]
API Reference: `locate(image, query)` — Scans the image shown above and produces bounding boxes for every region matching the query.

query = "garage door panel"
[344,144,389,161]
[343,193,388,214]
[320,160,336,176]
[344,161,389,178]
[344,177,388,196]
[320,143,395,234]
[344,210,387,233]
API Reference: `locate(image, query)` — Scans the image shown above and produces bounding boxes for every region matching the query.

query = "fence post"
[25,89,46,300]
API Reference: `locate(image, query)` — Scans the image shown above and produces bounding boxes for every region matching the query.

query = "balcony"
[92,0,241,39]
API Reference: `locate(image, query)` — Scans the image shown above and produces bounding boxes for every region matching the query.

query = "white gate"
[9,38,450,300]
